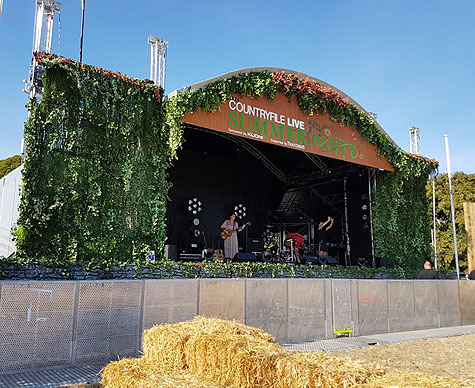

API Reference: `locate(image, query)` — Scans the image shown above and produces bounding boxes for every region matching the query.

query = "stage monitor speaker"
[319,256,338,266]
[233,253,257,262]
[164,244,178,261]
[304,256,319,265]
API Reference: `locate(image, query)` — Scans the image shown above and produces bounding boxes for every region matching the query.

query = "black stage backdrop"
[166,129,287,253]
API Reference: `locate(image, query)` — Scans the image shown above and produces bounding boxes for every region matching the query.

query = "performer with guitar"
[220,213,247,261]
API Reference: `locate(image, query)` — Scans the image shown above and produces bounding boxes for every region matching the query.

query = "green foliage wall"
[371,165,434,268]
[0,155,21,179]
[17,54,171,268]
[426,172,475,270]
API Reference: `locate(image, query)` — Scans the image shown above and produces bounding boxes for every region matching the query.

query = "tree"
[427,172,475,271]
[0,155,21,179]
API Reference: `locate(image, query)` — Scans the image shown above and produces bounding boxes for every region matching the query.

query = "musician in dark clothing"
[317,216,334,257]
[417,260,439,279]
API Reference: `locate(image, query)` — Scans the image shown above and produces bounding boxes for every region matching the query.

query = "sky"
[1,0,474,173]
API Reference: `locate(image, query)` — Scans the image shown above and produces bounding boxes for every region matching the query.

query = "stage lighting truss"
[187,197,203,215]
[234,203,247,219]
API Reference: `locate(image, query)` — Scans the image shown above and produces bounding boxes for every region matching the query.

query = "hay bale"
[109,317,470,388]
[258,350,385,388]
[102,357,152,388]
[141,316,384,388]
[101,356,228,388]
[141,316,275,372]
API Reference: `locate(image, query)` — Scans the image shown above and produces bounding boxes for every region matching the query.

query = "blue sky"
[1,0,474,173]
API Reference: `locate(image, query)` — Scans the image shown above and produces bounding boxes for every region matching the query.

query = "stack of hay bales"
[102,316,470,388]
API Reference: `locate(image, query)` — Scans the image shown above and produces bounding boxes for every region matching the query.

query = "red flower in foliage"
[404,151,439,166]
[272,72,349,108]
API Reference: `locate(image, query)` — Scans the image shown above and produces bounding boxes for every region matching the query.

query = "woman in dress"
[220,213,246,261]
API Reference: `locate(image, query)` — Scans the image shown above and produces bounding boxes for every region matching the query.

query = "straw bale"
[108,317,473,388]
[101,356,228,388]
[141,316,386,388]
[141,316,274,371]
[102,357,152,388]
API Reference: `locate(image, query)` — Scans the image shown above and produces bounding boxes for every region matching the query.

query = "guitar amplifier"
[248,238,263,252]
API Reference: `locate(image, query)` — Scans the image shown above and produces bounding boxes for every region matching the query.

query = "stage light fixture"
[361,204,367,211]
[362,214,368,221]
[187,198,203,215]
[234,203,247,219]
[193,218,200,226]
[194,229,201,237]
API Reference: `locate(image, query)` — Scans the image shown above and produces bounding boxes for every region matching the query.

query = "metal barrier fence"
[0,278,474,373]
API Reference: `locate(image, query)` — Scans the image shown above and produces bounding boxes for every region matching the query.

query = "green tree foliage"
[0,155,21,179]
[427,172,475,270]
[17,54,171,268]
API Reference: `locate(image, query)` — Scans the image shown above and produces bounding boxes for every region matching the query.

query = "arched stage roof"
[169,67,397,147]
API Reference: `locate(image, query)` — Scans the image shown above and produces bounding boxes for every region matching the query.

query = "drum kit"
[265,237,336,265]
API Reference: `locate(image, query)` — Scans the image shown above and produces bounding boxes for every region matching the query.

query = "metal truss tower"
[148,35,168,90]
[23,0,61,98]
[409,126,421,155]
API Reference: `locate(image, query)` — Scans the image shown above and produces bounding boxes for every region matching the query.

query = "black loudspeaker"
[164,244,178,261]
[304,256,319,265]
[248,238,263,252]
[318,256,338,266]
[233,253,257,262]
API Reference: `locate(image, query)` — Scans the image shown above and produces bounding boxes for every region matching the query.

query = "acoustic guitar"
[221,222,251,240]
[212,248,225,261]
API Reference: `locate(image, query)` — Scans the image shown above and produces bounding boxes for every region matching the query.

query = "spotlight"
[362,215,368,221]
[361,204,368,211]
[193,218,200,226]
[194,229,201,237]
[233,203,248,219]
[187,198,203,214]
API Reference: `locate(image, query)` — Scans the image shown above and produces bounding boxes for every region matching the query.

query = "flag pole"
[444,134,460,279]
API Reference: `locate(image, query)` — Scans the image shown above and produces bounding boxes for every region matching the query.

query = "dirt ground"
[57,334,475,387]
[334,333,475,385]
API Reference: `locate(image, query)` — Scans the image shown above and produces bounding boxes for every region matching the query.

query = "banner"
[184,92,393,171]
